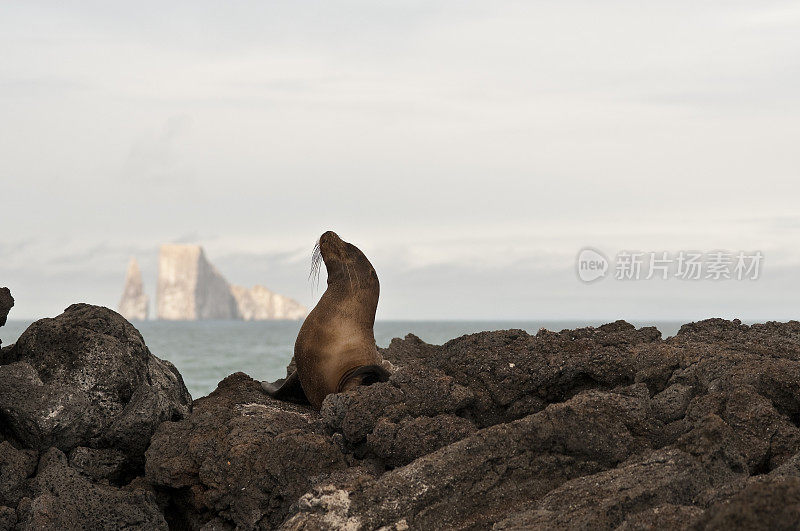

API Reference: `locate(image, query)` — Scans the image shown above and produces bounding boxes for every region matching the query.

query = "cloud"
[0,238,38,257]
[123,115,194,183]
[170,231,210,244]
[1,2,799,320]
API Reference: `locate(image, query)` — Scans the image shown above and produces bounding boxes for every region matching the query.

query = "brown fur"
[263,231,387,409]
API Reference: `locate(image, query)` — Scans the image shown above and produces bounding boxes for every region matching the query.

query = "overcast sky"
[1,1,799,321]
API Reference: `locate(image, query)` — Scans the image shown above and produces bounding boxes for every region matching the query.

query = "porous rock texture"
[145,372,351,529]
[0,303,192,531]
[4,307,800,529]
[0,304,191,467]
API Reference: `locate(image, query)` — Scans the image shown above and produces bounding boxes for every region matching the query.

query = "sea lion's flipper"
[261,371,310,405]
[338,364,392,392]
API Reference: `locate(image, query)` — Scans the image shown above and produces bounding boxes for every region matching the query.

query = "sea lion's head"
[314,231,379,300]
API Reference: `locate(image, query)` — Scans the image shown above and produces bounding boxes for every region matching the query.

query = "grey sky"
[1,1,799,321]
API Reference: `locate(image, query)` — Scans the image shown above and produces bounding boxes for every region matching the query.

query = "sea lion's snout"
[319,230,340,245]
[319,231,345,261]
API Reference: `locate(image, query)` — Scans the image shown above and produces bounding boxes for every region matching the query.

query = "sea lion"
[262,231,390,409]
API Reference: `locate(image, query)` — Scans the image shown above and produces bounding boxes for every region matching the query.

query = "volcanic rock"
[145,373,350,529]
[4,307,800,529]
[0,287,12,328]
[17,448,167,530]
[0,304,191,474]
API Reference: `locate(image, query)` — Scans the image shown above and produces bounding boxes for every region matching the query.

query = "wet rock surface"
[2,308,800,529]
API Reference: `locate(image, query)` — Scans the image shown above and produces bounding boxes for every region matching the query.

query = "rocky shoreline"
[2,292,800,529]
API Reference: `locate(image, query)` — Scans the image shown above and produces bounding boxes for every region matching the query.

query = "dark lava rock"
[378,321,664,427]
[616,504,705,530]
[17,447,166,530]
[68,446,128,484]
[0,288,12,328]
[0,287,13,352]
[289,384,656,529]
[0,506,16,531]
[145,372,350,529]
[6,311,800,529]
[0,441,37,507]
[366,414,476,468]
[0,304,191,474]
[700,476,800,529]
[492,448,711,529]
[320,364,475,448]
[278,319,800,529]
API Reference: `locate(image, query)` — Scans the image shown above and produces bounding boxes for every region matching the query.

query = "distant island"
[118,244,306,321]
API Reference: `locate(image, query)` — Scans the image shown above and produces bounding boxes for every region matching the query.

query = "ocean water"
[1,319,684,399]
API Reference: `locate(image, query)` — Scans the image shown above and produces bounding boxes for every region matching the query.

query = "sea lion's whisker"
[309,239,322,290]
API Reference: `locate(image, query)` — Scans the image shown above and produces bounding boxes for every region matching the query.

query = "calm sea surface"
[2,319,684,399]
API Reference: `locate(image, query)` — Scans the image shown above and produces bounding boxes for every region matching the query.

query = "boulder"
[68,447,128,484]
[0,287,12,328]
[0,441,37,508]
[366,414,476,468]
[492,449,711,530]
[17,448,167,530]
[0,287,13,352]
[145,373,350,529]
[0,304,191,475]
[378,321,664,427]
[0,506,16,531]
[700,476,800,529]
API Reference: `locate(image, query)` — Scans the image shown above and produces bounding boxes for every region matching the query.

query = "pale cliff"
[156,244,305,321]
[157,244,239,320]
[230,284,307,321]
[117,257,149,321]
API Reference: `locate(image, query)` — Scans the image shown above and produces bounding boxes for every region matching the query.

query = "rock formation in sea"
[230,284,307,320]
[3,303,800,529]
[117,257,149,321]
[157,244,240,320]
[156,244,306,321]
